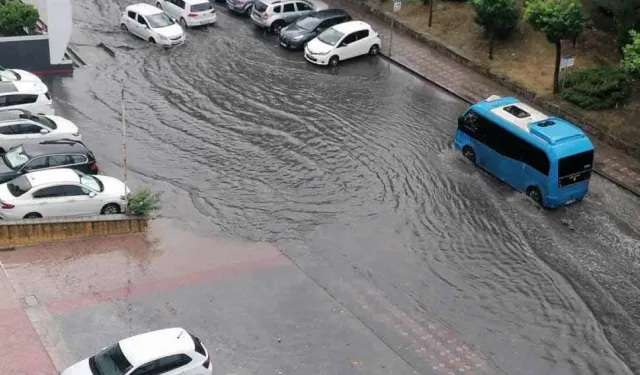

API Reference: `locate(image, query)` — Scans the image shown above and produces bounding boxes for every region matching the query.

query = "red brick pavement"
[326,0,640,198]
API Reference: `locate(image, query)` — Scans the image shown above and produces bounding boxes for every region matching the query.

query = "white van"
[156,0,217,28]
[0,81,54,115]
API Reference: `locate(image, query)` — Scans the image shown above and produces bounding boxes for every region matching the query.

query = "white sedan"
[305,20,381,67]
[120,3,185,46]
[0,168,128,220]
[60,327,213,375]
[0,110,82,154]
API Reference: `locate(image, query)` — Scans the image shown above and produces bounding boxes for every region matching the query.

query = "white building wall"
[22,0,72,64]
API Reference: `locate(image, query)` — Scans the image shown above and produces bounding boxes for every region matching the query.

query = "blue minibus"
[454,95,594,208]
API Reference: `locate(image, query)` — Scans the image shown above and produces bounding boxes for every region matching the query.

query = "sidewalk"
[326,0,640,198]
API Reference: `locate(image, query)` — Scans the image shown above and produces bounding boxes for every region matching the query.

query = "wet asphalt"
[23,0,640,373]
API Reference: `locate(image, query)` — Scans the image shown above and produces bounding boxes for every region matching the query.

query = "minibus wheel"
[462,146,476,164]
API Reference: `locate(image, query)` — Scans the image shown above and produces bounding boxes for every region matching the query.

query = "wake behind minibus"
[454,95,594,208]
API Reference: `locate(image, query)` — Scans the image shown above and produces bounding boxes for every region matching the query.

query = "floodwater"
[41,0,640,373]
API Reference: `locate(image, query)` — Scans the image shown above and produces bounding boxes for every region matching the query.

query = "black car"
[279,9,351,50]
[0,139,98,184]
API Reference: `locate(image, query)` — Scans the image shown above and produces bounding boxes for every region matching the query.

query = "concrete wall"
[0,215,148,249]
[0,35,72,73]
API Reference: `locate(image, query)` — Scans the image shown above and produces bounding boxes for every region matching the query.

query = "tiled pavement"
[326,0,640,198]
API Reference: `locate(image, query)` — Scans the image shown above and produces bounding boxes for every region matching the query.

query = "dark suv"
[279,8,350,49]
[0,139,98,184]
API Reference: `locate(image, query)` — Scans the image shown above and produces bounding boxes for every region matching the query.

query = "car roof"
[126,3,163,15]
[309,8,348,19]
[119,328,196,367]
[21,140,90,158]
[332,20,371,33]
[24,168,81,186]
[0,80,44,94]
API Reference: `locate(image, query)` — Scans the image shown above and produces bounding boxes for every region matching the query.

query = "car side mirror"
[40,128,49,134]
[89,192,97,198]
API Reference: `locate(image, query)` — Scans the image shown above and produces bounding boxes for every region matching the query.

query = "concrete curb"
[380,53,640,198]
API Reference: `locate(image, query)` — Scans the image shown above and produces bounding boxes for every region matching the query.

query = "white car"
[0,110,81,154]
[305,20,381,67]
[0,168,128,220]
[156,0,216,28]
[0,66,48,87]
[60,328,213,375]
[120,3,185,46]
[0,80,53,115]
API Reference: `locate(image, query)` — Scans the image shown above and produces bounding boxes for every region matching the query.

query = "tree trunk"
[428,0,434,27]
[489,31,494,60]
[553,41,561,94]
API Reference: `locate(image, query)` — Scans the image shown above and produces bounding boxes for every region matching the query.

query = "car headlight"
[71,131,79,137]
[315,50,329,55]
[158,34,168,40]
[293,35,304,41]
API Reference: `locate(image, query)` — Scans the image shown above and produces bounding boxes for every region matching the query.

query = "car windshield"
[3,146,29,169]
[191,2,213,12]
[147,12,174,28]
[0,69,19,82]
[7,175,31,197]
[296,16,320,31]
[88,343,132,375]
[317,28,344,46]
[17,113,57,129]
[76,170,104,192]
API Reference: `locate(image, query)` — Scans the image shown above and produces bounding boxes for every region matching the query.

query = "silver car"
[251,0,327,34]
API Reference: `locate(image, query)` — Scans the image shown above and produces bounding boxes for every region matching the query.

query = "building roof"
[333,20,371,33]
[126,3,163,15]
[119,328,195,367]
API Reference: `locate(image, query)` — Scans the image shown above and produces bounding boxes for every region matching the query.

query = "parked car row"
[0,84,129,220]
[119,0,381,67]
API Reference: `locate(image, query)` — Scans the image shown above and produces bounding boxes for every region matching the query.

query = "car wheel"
[526,186,543,206]
[245,5,253,14]
[120,23,128,31]
[180,18,188,28]
[149,37,157,44]
[271,21,285,35]
[156,2,162,8]
[369,44,380,55]
[101,203,121,215]
[24,212,42,219]
[328,55,339,67]
[0,148,5,155]
[462,146,476,164]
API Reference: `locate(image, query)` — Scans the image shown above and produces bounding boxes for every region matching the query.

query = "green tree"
[0,0,39,37]
[622,30,640,76]
[469,0,520,60]
[525,0,584,93]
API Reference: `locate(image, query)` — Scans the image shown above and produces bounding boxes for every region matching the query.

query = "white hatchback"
[0,80,53,115]
[305,20,381,67]
[156,0,216,28]
[121,3,185,46]
[0,110,82,154]
[60,328,213,375]
[0,168,129,220]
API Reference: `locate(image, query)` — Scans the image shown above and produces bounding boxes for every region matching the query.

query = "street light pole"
[389,1,395,58]
[121,78,128,207]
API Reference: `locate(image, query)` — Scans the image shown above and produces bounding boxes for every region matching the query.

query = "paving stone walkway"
[326,0,640,197]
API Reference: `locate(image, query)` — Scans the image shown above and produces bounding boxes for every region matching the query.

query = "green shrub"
[0,0,39,37]
[127,187,162,216]
[559,66,631,110]
[622,30,640,76]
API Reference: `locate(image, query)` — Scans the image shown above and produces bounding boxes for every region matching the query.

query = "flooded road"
[39,0,640,373]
